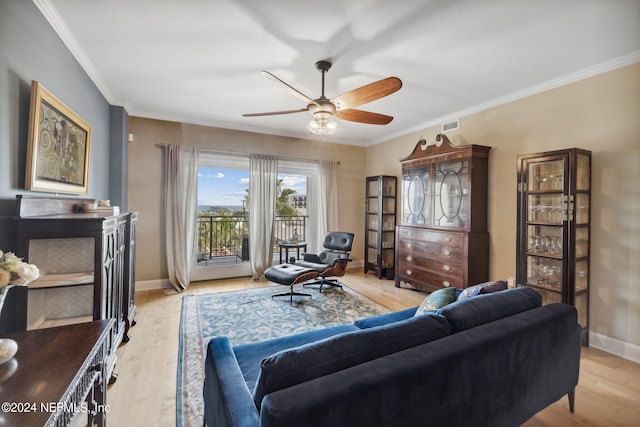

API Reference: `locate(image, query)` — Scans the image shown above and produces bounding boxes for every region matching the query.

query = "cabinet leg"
[108,371,118,385]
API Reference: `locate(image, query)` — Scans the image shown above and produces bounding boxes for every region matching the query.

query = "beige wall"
[128,119,366,282]
[366,63,640,348]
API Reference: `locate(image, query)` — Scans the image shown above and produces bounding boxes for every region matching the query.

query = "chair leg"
[272,285,312,305]
[319,279,342,292]
[303,277,343,292]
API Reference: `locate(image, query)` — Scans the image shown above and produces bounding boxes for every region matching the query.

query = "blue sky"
[198,167,306,207]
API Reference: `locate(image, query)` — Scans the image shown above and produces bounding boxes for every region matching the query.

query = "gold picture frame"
[25,81,92,194]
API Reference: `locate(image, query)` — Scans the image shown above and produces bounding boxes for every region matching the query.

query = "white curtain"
[249,154,278,279]
[164,144,199,291]
[313,160,339,251]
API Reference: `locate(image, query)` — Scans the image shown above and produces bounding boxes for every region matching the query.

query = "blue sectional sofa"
[203,287,581,427]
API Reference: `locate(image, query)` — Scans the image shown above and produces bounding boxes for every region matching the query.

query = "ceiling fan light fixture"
[307,111,338,135]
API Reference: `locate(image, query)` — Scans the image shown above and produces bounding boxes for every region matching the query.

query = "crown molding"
[373,51,640,146]
[33,0,115,103]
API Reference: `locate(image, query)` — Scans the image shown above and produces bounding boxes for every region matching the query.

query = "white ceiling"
[37,0,640,147]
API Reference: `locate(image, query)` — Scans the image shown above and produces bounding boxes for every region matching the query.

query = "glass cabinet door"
[517,149,591,345]
[522,157,567,296]
[434,160,470,229]
[402,167,430,225]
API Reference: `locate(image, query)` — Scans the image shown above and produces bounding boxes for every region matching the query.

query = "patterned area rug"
[177,284,391,427]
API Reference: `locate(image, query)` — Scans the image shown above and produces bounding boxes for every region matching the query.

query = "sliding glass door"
[191,153,317,281]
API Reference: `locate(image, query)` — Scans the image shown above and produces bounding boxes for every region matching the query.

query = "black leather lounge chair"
[295,231,354,292]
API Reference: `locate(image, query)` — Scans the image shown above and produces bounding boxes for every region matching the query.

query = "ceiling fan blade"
[262,71,320,106]
[242,108,308,117]
[332,77,402,111]
[335,109,394,125]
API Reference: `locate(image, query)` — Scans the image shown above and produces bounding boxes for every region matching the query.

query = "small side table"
[278,241,307,264]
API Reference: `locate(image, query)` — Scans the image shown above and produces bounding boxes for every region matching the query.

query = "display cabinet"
[396,134,491,292]
[13,195,138,381]
[516,148,591,345]
[364,176,397,279]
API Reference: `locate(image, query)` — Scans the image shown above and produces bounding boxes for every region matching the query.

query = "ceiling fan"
[243,60,402,135]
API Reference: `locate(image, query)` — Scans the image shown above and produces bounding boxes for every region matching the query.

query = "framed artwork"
[25,81,92,194]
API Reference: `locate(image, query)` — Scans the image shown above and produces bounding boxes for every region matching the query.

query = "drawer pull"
[406,269,412,276]
[443,249,451,256]
[406,255,412,262]
[442,281,450,287]
[443,264,451,271]
[443,236,451,243]
[406,243,412,249]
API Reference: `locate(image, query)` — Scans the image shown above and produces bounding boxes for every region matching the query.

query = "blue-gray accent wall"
[0,0,127,250]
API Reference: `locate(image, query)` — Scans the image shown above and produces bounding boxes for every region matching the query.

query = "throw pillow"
[414,287,458,316]
[457,280,508,301]
[438,286,542,332]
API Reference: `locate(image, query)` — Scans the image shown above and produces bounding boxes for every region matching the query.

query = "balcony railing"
[196,214,307,263]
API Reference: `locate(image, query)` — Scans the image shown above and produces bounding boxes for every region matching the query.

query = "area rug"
[177,284,391,427]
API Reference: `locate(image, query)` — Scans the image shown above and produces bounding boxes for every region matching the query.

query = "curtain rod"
[154,143,340,165]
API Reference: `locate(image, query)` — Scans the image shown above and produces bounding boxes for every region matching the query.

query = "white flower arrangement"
[0,250,40,310]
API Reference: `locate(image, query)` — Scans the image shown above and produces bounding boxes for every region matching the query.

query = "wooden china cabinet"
[396,134,491,292]
[516,148,591,345]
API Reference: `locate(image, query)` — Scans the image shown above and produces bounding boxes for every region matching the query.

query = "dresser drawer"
[397,240,463,261]
[397,262,463,290]
[397,227,463,247]
[397,251,463,276]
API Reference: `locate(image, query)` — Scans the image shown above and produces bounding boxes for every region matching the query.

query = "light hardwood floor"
[107,271,640,427]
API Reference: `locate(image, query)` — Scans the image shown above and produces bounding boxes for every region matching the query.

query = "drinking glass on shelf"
[529,205,542,222]
[551,265,561,286]
[536,175,548,191]
[548,174,562,191]
[538,206,549,223]
[536,264,548,285]
[529,235,541,253]
[550,236,562,255]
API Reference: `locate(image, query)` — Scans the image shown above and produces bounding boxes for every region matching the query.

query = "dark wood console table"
[0,320,114,427]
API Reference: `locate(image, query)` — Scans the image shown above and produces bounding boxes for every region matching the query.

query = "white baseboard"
[589,331,640,364]
[348,260,364,270]
[135,279,172,291]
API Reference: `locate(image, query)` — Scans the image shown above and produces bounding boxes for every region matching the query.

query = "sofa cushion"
[457,280,508,300]
[354,307,418,329]
[438,286,542,332]
[415,287,458,316]
[234,324,359,393]
[253,313,451,408]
